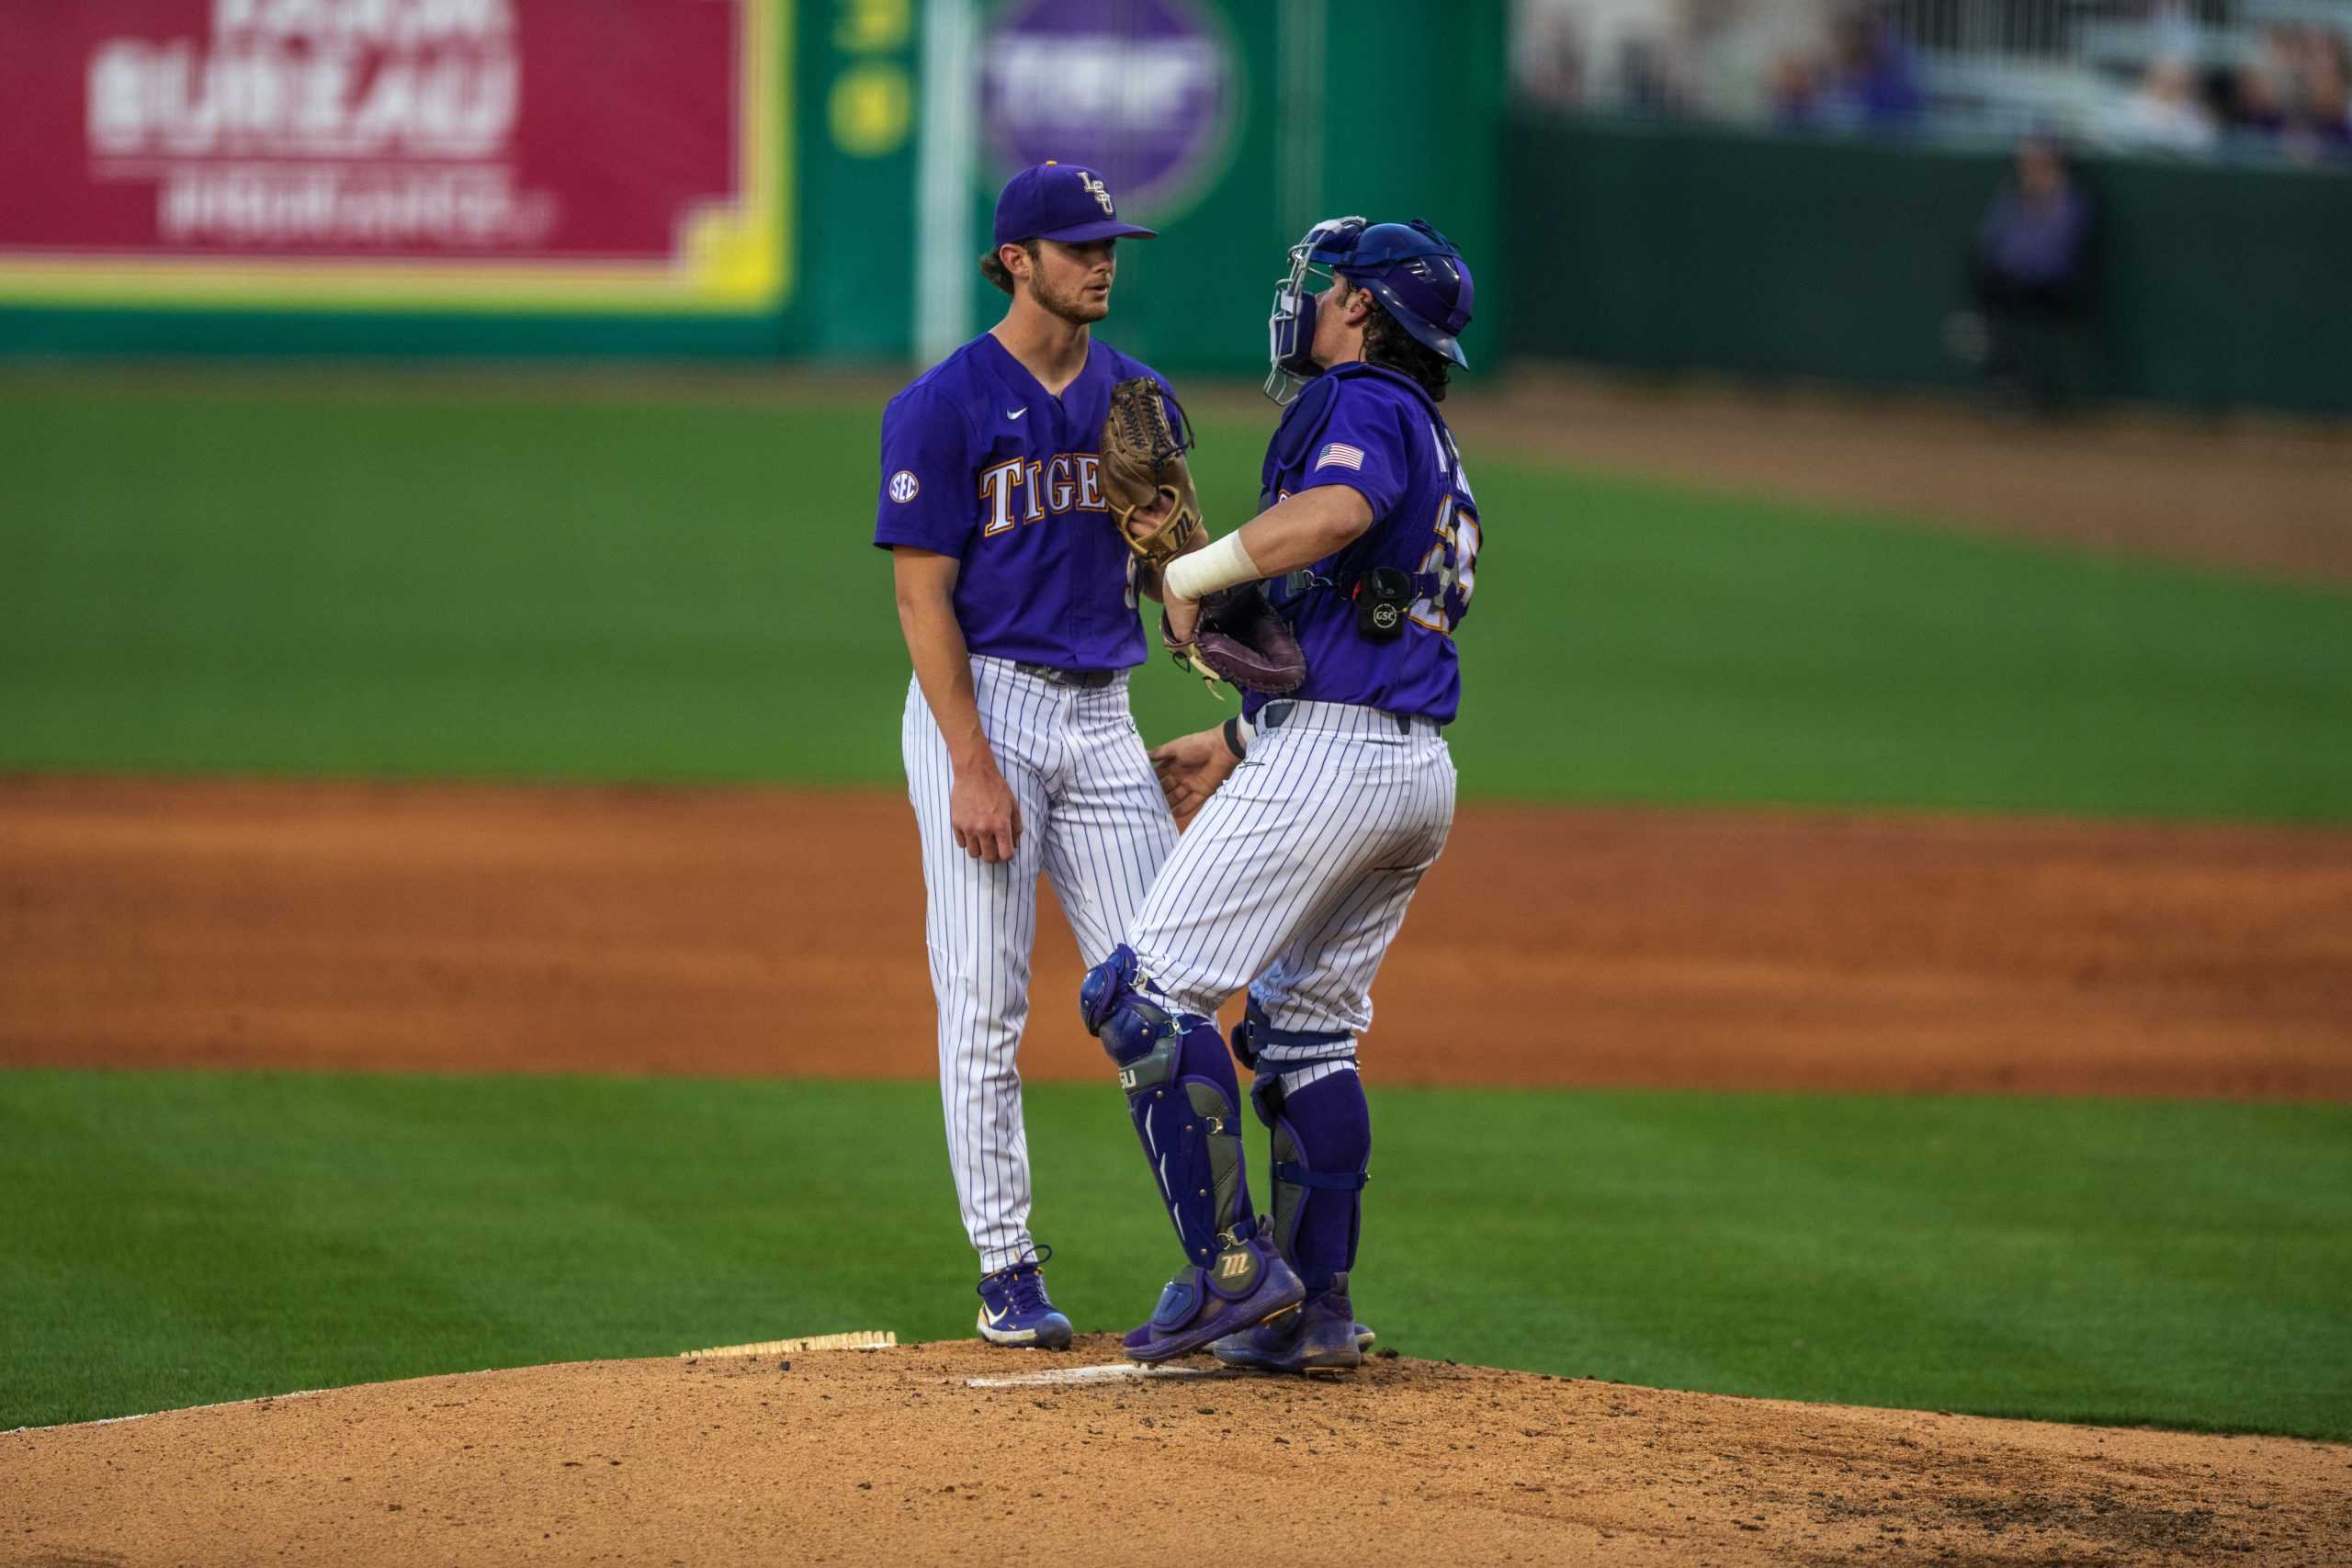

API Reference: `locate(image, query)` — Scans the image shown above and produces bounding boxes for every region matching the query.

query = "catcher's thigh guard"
[1081,945,1256,1272]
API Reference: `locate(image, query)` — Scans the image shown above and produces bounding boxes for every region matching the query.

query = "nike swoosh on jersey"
[1006,407,1028,420]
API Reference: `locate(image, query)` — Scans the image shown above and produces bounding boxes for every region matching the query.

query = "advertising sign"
[978,0,1237,220]
[0,0,788,312]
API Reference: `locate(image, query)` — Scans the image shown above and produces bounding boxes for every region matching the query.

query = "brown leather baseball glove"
[1099,377,1203,569]
[1164,584,1307,695]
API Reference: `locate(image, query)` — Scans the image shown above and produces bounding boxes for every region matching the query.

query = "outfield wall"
[1506,116,2352,417]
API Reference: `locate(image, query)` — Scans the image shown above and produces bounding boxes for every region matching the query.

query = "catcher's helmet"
[1265,218,1475,403]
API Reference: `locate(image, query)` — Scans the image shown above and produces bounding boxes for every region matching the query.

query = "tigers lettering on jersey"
[978,454,1109,536]
[873,332,1179,671]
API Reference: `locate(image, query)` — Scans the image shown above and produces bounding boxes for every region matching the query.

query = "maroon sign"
[0,0,763,286]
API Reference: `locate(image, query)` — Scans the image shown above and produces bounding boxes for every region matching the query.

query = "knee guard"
[1241,1007,1369,1294]
[1229,995,1352,1074]
[1080,946,1256,1274]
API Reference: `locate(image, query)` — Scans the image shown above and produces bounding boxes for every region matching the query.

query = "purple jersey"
[1249,363,1481,723]
[874,333,1173,671]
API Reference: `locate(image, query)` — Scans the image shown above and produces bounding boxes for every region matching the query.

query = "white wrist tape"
[1162,530,1261,603]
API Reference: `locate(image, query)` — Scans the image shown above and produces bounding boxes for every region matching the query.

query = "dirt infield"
[1459,369,2352,588]
[7,1340,2348,1567]
[4,775,2348,1098]
[6,776,2351,1563]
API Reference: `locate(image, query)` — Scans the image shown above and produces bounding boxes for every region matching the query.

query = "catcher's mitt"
[1165,583,1306,696]
[1100,377,1203,569]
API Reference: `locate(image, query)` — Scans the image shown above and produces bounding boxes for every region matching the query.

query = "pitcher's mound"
[6,1337,2343,1565]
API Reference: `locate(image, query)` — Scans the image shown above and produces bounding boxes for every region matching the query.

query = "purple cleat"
[1336,1275,1374,1351]
[1123,1228,1304,1364]
[976,1248,1073,1351]
[1212,1276,1366,1375]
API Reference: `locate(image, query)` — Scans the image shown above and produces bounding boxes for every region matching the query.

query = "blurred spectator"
[1620,32,1692,112]
[2112,57,2219,152]
[1510,0,2352,167]
[1515,0,1589,107]
[1823,6,1922,128]
[1766,5,1924,130]
[2286,28,2352,160]
[1770,48,1826,128]
[1515,0,1690,112]
[1683,0,1819,122]
[1966,136,2097,414]
[2228,61,2288,138]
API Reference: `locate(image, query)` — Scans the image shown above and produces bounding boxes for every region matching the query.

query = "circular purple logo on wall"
[979,0,1238,218]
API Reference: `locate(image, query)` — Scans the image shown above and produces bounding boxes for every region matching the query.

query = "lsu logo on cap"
[1080,171,1114,215]
[888,469,921,502]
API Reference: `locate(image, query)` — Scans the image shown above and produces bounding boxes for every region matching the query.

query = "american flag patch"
[1315,442,1366,471]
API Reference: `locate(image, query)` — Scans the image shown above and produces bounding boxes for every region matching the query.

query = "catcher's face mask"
[1265,215,1365,405]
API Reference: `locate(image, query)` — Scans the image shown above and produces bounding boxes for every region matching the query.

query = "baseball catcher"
[1080,215,1481,1371]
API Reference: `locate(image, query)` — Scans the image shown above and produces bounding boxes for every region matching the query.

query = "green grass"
[5,1070,2347,1438]
[3,378,2348,818]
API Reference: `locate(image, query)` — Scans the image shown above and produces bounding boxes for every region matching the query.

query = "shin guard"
[1081,947,1257,1278]
[1244,1026,1370,1295]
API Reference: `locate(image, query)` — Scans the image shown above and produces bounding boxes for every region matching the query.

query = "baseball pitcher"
[875,163,1204,1350]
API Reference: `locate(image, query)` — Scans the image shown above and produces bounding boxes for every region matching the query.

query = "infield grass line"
[4,1070,2346,1438]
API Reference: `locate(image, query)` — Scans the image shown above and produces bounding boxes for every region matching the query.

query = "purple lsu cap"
[992,162,1158,247]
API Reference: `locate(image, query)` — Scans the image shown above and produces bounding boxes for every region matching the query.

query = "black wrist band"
[1221,715,1247,761]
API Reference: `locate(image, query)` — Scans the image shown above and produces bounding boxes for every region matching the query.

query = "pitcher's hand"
[951,762,1023,863]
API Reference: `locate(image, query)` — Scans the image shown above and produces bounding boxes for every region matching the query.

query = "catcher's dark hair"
[978,238,1043,297]
[1346,278,1451,401]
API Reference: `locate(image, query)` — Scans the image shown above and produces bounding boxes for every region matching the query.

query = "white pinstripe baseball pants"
[903,657,1177,1275]
[1128,700,1457,1093]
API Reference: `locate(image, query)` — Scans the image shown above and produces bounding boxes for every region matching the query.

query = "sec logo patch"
[888,470,921,502]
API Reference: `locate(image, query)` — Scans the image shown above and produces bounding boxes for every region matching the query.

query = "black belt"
[1016,662,1115,689]
[1258,699,1419,736]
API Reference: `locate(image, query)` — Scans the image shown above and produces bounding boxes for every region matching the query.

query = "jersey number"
[1409,493,1480,635]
